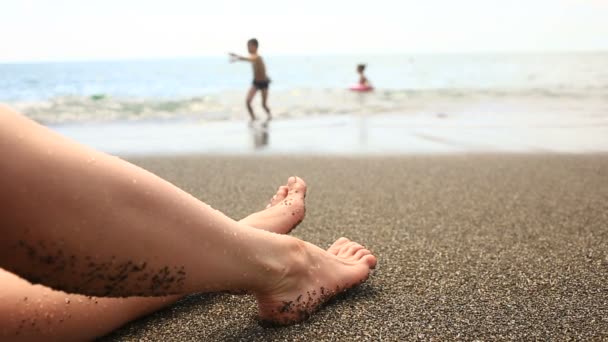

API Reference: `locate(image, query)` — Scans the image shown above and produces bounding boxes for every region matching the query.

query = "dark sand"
[101,154,608,341]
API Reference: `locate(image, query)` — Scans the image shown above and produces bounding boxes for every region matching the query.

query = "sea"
[1,52,607,154]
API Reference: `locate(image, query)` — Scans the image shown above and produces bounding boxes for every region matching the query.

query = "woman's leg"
[0,107,376,325]
[0,180,308,341]
[0,268,179,341]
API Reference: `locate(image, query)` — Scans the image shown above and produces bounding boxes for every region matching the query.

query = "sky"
[0,0,607,62]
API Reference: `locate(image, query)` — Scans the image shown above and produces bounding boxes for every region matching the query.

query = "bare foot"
[255,237,377,325]
[240,176,306,234]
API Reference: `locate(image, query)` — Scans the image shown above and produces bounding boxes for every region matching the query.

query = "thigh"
[261,88,269,103]
[246,86,258,102]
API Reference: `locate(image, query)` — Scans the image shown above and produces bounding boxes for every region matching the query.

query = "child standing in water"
[357,64,371,87]
[230,38,271,120]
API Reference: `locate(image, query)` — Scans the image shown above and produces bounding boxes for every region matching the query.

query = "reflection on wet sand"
[249,119,270,150]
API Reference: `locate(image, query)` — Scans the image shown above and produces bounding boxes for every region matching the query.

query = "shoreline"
[51,112,608,156]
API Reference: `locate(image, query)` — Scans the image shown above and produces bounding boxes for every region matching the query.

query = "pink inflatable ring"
[349,84,374,92]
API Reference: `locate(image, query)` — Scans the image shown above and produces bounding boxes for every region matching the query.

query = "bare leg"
[246,86,257,120]
[0,268,180,341]
[0,107,376,328]
[261,88,272,119]
[0,108,296,297]
[0,180,307,341]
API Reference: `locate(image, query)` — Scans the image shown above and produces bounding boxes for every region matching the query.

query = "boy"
[229,38,271,120]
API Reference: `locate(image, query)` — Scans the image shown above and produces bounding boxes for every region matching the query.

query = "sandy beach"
[3,2,608,340]
[99,154,608,341]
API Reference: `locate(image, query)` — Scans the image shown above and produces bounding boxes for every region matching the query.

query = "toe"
[278,186,289,199]
[362,254,377,269]
[287,176,307,197]
[287,176,297,186]
[268,186,290,207]
[327,237,350,255]
[345,243,365,257]
[269,186,289,206]
[354,248,372,259]
[335,237,350,246]
[338,241,359,256]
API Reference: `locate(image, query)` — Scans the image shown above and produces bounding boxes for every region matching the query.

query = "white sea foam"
[9,86,607,125]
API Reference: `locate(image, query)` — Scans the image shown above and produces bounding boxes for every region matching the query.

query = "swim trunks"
[252,79,270,90]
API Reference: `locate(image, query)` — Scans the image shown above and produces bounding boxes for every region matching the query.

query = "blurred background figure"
[229,38,272,121]
[350,63,373,92]
[357,64,370,87]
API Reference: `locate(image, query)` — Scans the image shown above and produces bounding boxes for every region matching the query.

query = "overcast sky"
[1,0,607,62]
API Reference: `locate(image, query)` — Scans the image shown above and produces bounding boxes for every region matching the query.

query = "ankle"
[252,235,308,294]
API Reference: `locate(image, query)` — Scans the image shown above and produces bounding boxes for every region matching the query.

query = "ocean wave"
[8,87,607,124]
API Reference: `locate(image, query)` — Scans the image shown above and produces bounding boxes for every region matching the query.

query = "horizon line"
[1,48,607,65]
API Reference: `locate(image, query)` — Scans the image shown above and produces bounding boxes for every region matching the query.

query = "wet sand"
[101,154,608,341]
[53,111,608,156]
